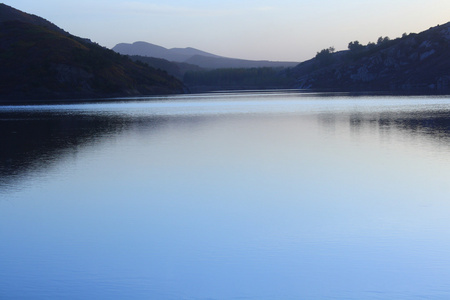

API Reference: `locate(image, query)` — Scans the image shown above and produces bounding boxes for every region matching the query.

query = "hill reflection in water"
[0,110,180,189]
[2,96,450,190]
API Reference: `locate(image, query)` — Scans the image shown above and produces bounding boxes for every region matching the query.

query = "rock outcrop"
[292,22,450,92]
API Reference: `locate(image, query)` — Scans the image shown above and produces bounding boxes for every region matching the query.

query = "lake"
[1,91,450,299]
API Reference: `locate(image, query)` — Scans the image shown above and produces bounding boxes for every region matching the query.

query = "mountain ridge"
[112,41,298,69]
[112,41,220,62]
[0,3,65,34]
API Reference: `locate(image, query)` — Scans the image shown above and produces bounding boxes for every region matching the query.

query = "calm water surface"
[1,92,450,299]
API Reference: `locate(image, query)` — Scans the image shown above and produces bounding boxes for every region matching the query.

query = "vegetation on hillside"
[183,67,296,92]
[0,4,184,101]
[314,47,336,66]
[128,55,202,80]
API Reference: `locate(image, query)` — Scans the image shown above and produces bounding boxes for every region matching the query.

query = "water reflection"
[0,111,175,190]
[345,110,450,146]
[1,94,450,299]
[2,96,450,190]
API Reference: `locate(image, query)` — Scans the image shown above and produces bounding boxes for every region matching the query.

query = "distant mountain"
[113,42,220,62]
[0,4,184,102]
[292,22,450,92]
[126,55,296,92]
[170,47,221,59]
[184,55,299,69]
[112,41,298,69]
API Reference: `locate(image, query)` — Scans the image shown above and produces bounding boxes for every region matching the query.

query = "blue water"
[1,92,450,299]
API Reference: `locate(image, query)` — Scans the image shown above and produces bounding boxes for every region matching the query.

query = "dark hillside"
[128,55,202,80]
[0,3,64,33]
[183,67,297,92]
[292,22,450,92]
[0,4,184,102]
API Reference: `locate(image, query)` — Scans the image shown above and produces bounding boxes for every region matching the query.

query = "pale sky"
[8,0,450,62]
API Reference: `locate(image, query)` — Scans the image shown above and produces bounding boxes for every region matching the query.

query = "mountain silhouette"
[0,3,65,34]
[112,41,298,69]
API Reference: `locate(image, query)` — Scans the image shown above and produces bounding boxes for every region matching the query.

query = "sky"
[8,0,450,62]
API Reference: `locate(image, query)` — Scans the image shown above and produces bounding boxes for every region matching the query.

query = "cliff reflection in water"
[318,109,450,146]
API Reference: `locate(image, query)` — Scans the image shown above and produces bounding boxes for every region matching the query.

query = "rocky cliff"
[292,22,450,92]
